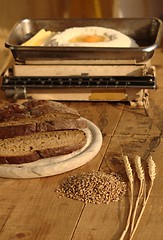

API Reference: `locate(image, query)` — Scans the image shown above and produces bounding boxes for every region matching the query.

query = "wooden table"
[0,49,163,240]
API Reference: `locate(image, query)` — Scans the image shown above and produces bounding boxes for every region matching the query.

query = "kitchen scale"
[1,18,162,108]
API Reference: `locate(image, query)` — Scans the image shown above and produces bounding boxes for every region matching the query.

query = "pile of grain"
[59,171,127,204]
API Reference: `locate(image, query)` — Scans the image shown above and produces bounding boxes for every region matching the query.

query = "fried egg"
[49,26,138,47]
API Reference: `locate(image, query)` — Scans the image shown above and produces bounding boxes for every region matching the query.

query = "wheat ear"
[130,156,156,240]
[130,156,145,235]
[119,155,134,240]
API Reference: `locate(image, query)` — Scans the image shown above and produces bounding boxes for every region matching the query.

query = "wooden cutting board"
[0,119,102,178]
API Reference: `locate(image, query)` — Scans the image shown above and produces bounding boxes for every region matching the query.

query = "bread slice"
[0,100,87,138]
[0,129,87,164]
[0,117,87,139]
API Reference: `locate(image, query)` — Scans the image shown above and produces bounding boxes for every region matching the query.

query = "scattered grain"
[58,171,127,204]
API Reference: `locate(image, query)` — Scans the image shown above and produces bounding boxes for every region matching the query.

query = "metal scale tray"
[2,18,163,102]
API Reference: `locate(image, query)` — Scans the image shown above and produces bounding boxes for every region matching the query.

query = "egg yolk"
[69,34,106,43]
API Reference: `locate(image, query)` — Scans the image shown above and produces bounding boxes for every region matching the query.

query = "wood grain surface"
[0,48,163,239]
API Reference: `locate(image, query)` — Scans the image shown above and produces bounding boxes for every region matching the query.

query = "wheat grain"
[59,171,127,204]
[119,155,134,240]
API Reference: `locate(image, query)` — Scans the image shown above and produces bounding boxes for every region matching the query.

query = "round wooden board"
[0,119,102,179]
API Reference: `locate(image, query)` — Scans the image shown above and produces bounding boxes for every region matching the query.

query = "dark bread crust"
[0,152,40,164]
[0,100,88,165]
[0,124,36,139]
[23,99,80,118]
[0,100,87,139]
[0,100,80,122]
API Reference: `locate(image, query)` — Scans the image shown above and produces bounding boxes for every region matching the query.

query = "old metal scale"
[2,18,162,106]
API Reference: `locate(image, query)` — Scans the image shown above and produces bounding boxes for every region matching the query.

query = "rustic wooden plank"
[151,50,163,88]
[0,35,162,240]
[0,101,123,239]
[72,196,162,240]
[127,138,163,240]
[149,50,163,136]
[71,50,163,240]
[67,101,124,135]
[72,198,127,240]
[72,133,163,240]
[114,105,160,136]
[0,177,84,240]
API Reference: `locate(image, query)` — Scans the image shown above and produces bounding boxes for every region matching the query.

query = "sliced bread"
[0,99,80,122]
[0,129,87,164]
[0,100,87,138]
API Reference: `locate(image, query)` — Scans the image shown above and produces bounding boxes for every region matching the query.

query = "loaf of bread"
[0,99,87,138]
[0,129,87,164]
[0,100,88,165]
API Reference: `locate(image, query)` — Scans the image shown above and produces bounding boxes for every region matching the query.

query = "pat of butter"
[22,29,53,46]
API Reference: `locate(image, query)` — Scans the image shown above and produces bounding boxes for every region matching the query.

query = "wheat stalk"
[130,156,156,240]
[148,156,156,183]
[130,156,145,235]
[119,155,134,240]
